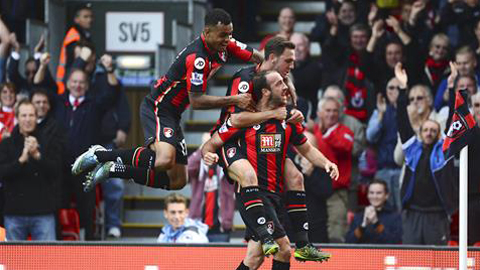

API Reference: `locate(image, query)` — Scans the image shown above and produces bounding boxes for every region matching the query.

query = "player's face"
[367,183,388,209]
[273,48,295,78]
[67,70,88,98]
[0,85,16,108]
[31,93,51,119]
[74,9,94,30]
[204,23,233,52]
[164,203,188,231]
[267,72,289,106]
[420,120,439,145]
[17,104,37,135]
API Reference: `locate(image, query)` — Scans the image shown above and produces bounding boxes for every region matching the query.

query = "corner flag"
[443,89,476,160]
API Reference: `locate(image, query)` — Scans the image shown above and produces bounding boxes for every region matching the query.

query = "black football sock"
[95,147,156,169]
[286,190,309,248]
[239,186,271,242]
[272,260,290,270]
[109,163,171,190]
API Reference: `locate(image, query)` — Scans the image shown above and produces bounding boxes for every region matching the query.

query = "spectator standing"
[7,34,45,96]
[157,193,209,243]
[259,7,296,50]
[366,77,402,211]
[345,179,402,244]
[322,23,375,123]
[0,82,16,141]
[0,100,61,240]
[395,63,457,245]
[290,33,322,119]
[188,133,234,242]
[0,16,10,83]
[56,3,93,94]
[440,0,480,47]
[313,97,354,242]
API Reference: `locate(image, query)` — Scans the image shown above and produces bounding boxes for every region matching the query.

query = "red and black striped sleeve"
[185,53,210,93]
[290,123,307,146]
[227,38,253,62]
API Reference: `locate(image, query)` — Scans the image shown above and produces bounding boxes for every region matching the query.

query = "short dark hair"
[204,8,232,27]
[252,70,274,98]
[164,193,189,209]
[74,3,92,17]
[264,36,295,60]
[30,88,51,103]
[369,179,389,194]
[1,82,17,94]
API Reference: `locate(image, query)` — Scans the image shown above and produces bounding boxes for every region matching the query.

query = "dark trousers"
[306,193,329,243]
[402,209,450,245]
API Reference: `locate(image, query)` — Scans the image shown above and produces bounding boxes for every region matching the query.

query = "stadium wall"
[1,243,479,269]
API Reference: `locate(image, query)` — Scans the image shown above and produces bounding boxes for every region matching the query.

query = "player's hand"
[236,93,255,111]
[203,152,219,166]
[287,109,304,124]
[325,161,339,181]
[272,106,287,121]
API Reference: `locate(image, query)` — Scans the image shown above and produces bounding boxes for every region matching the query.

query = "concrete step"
[260,1,326,16]
[258,21,315,35]
[124,209,166,224]
[190,109,221,122]
[207,86,227,96]
[185,131,207,146]
[184,120,216,132]
[123,182,192,198]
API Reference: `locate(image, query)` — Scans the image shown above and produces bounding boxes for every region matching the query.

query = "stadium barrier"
[0,242,479,270]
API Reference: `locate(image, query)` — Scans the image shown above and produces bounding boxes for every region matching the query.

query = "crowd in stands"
[0,0,480,246]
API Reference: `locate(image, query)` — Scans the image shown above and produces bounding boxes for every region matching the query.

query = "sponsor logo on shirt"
[238,81,249,93]
[194,57,205,69]
[259,133,282,153]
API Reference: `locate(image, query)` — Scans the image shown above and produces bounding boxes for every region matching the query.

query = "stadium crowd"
[0,0,479,249]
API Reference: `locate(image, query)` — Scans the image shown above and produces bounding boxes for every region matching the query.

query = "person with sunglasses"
[366,77,402,212]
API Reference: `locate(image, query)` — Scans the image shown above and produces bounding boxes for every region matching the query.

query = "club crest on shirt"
[253,124,261,130]
[227,147,236,158]
[259,133,282,153]
[281,121,287,129]
[163,127,174,138]
[266,221,275,235]
[191,72,203,86]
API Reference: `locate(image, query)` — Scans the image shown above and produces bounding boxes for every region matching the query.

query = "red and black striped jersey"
[146,34,253,115]
[219,119,307,194]
[210,64,259,134]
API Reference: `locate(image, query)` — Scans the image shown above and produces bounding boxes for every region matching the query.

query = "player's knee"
[154,155,175,170]
[169,175,187,190]
[244,254,264,270]
[286,168,304,190]
[276,243,292,261]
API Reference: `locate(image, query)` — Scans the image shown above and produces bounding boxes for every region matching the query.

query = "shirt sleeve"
[217,118,242,143]
[227,38,253,62]
[185,53,210,93]
[290,123,307,146]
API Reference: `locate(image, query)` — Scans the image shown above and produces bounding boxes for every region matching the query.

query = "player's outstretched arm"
[296,141,339,180]
[189,92,255,111]
[201,132,225,166]
[250,48,264,64]
[230,106,287,128]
